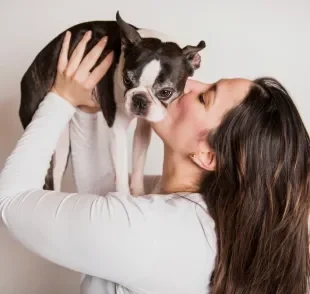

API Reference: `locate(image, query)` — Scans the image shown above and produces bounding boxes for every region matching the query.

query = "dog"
[19,11,205,195]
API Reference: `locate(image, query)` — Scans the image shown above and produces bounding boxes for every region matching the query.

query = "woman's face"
[151,78,252,155]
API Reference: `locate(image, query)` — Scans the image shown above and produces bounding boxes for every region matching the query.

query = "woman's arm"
[0,94,153,284]
[0,33,216,292]
[70,107,163,197]
[70,109,117,292]
[0,94,216,292]
[70,109,115,195]
[0,94,216,293]
[70,110,161,196]
[0,94,75,194]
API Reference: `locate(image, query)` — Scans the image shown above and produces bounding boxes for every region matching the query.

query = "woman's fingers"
[65,30,92,76]
[57,31,71,73]
[52,30,113,108]
[84,51,114,89]
[75,37,108,81]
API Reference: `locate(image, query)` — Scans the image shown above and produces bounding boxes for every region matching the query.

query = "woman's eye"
[198,93,205,104]
[157,88,173,100]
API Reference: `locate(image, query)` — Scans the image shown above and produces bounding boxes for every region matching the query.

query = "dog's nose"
[132,94,149,109]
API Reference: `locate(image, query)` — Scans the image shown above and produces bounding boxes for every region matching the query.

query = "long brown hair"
[201,77,310,293]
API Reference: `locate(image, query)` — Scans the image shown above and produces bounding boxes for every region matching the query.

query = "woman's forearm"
[0,93,75,196]
[0,93,154,287]
[70,109,117,292]
[70,109,115,195]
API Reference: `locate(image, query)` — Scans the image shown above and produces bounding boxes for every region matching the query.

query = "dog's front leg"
[130,118,152,196]
[110,112,130,194]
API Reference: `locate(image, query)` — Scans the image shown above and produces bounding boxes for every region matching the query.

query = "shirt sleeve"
[0,93,216,293]
[69,109,161,196]
[0,93,155,285]
[69,109,117,292]
[69,109,162,292]
[70,109,115,196]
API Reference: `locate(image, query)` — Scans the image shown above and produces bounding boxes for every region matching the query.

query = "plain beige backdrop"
[0,0,309,293]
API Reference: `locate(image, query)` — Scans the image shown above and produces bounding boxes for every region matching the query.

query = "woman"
[0,31,309,293]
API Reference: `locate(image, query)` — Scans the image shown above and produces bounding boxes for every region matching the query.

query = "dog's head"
[116,12,206,122]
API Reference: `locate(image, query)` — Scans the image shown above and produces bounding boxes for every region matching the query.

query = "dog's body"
[20,12,205,195]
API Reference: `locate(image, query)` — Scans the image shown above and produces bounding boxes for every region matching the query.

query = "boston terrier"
[19,11,205,195]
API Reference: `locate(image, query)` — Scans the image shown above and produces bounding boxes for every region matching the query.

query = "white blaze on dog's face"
[124,59,173,122]
[116,12,206,122]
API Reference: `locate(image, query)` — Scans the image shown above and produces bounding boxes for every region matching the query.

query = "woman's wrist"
[50,88,79,107]
[49,88,100,114]
[42,92,77,116]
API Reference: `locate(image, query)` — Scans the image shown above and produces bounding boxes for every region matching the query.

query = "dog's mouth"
[124,91,169,122]
[130,94,150,117]
[132,108,148,117]
[129,100,167,122]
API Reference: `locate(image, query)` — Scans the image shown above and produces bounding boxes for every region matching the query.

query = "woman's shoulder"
[136,190,217,252]
[142,175,209,214]
[111,187,214,234]
[104,189,217,254]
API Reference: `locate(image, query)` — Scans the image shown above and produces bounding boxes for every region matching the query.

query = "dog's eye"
[123,74,132,87]
[157,88,173,100]
[198,93,205,104]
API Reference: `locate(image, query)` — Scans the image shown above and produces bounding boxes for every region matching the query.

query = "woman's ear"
[190,137,216,171]
[190,151,216,171]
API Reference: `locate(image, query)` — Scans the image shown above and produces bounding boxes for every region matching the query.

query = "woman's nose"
[185,79,210,94]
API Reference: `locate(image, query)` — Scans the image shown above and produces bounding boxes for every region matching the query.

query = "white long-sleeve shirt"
[0,93,217,294]
[70,104,164,294]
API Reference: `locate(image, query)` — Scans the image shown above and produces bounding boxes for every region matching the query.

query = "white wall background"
[0,0,309,293]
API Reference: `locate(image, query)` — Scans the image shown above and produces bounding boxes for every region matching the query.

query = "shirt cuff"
[42,92,77,116]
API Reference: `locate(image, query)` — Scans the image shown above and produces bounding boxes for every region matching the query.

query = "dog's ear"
[182,40,206,71]
[116,11,142,46]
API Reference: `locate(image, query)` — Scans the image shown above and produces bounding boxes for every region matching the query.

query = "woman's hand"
[51,30,114,109]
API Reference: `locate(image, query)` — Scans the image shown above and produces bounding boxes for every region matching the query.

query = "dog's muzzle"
[132,93,150,111]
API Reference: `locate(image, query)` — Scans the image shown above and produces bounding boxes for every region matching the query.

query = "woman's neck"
[160,146,204,194]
